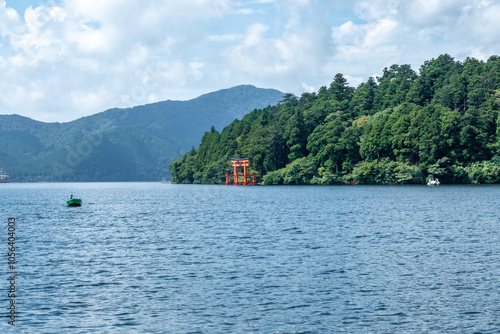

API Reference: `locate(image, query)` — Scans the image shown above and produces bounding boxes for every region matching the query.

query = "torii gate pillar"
[226,158,255,185]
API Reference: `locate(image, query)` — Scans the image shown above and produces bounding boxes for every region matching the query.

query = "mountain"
[0,85,284,182]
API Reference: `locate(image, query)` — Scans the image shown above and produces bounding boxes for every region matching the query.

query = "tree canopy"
[170,55,500,185]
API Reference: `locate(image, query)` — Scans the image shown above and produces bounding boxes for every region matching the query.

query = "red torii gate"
[226,158,256,185]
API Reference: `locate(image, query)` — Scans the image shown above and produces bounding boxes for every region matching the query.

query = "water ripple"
[1,183,499,333]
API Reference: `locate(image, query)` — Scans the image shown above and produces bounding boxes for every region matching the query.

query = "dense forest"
[170,55,500,185]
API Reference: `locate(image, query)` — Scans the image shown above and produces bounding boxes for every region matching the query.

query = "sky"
[1,0,500,122]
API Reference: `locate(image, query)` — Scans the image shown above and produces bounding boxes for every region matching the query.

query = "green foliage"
[351,77,377,116]
[262,169,284,185]
[262,157,316,185]
[281,157,316,185]
[350,159,421,185]
[375,64,417,110]
[464,160,500,184]
[171,55,500,185]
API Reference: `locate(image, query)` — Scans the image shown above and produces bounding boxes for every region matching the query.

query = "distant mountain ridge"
[0,85,284,181]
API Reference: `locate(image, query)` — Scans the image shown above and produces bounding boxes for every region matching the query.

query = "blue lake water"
[1,183,499,333]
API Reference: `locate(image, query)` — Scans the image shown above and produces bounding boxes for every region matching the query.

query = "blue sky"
[1,0,500,122]
[5,0,45,13]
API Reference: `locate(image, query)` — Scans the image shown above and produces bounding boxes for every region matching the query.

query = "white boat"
[0,169,10,183]
[427,178,440,186]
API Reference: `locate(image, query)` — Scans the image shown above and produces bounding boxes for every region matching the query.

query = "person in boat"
[69,194,73,199]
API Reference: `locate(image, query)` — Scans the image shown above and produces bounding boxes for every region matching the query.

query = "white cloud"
[1,0,500,122]
[209,34,242,42]
[301,82,316,93]
[189,62,205,80]
[0,1,242,121]
[220,0,334,95]
[0,1,21,35]
[399,0,462,26]
[328,0,500,81]
[352,0,500,52]
[453,2,500,47]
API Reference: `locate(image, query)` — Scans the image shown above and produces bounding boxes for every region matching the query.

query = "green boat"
[67,198,82,207]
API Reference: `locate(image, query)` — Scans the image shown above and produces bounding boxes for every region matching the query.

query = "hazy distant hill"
[0,85,284,181]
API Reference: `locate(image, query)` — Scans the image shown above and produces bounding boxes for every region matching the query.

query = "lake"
[1,183,499,333]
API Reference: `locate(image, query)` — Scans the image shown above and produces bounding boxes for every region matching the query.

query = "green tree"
[284,109,308,161]
[307,117,345,171]
[374,64,417,110]
[350,77,378,116]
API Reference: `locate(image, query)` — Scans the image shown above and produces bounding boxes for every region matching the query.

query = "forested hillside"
[170,55,500,185]
[0,85,283,181]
